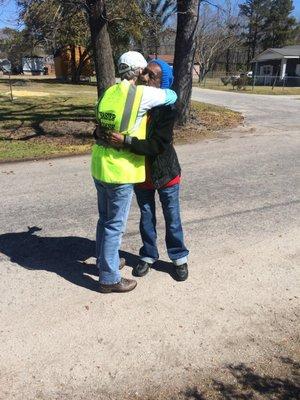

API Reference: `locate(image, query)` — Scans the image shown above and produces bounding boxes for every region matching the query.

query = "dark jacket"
[125,105,181,189]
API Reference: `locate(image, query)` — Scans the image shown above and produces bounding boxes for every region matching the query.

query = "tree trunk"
[70,45,77,83]
[74,47,92,83]
[225,48,230,74]
[246,21,253,68]
[173,0,200,125]
[86,0,115,97]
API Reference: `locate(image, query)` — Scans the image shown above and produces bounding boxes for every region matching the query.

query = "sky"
[0,0,300,30]
[0,0,20,29]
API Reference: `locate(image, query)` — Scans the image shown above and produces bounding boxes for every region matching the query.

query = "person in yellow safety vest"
[92,51,178,294]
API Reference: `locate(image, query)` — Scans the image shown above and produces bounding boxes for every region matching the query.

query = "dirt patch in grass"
[40,120,95,143]
[0,118,95,162]
[1,120,95,143]
[174,101,243,143]
[0,103,242,162]
[0,79,243,162]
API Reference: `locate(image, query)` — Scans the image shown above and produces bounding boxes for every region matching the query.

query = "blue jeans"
[134,184,189,266]
[94,179,133,284]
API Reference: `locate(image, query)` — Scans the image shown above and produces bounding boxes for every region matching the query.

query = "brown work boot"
[99,278,137,293]
[119,258,126,270]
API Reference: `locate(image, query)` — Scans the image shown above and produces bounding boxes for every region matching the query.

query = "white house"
[252,45,300,86]
[22,56,45,75]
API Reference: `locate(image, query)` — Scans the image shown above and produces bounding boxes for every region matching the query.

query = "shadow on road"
[181,358,300,400]
[0,227,178,291]
[0,226,99,291]
[120,249,180,281]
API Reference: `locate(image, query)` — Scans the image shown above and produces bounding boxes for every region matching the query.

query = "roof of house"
[269,45,300,56]
[253,45,300,61]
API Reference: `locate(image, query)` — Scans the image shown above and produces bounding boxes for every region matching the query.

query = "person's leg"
[116,186,133,269]
[134,186,159,265]
[96,181,133,285]
[158,184,189,267]
[94,179,107,270]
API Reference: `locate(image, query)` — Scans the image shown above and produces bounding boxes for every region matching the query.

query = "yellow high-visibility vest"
[91,80,146,183]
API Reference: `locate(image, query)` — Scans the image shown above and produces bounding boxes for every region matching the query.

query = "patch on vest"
[99,111,116,129]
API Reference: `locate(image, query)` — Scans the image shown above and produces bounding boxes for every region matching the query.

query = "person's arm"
[93,124,123,148]
[93,97,109,143]
[93,87,176,139]
[137,86,177,117]
[110,106,177,156]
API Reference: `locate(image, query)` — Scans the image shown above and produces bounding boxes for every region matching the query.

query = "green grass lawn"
[194,77,300,95]
[0,77,242,162]
[0,78,97,121]
[0,140,91,161]
[0,77,97,161]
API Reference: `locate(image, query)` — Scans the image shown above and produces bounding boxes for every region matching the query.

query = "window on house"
[260,65,273,76]
[296,64,300,77]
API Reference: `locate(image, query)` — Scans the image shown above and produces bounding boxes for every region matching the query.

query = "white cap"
[118,51,147,74]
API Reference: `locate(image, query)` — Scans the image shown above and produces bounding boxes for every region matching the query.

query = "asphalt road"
[0,89,299,399]
[192,87,300,133]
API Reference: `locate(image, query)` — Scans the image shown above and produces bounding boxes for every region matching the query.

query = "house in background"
[252,45,300,86]
[54,46,93,81]
[22,56,44,75]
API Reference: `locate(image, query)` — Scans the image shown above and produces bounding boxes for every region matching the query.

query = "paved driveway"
[0,90,299,400]
[193,87,300,132]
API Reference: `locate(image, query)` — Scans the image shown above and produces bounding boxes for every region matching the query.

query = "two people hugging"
[92,51,189,293]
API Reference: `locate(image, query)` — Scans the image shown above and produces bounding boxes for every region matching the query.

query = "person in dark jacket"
[108,59,189,281]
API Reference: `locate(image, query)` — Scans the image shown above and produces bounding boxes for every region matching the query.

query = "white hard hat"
[118,51,147,74]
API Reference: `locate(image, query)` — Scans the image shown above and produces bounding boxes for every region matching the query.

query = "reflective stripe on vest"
[91,80,146,184]
[119,84,137,132]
